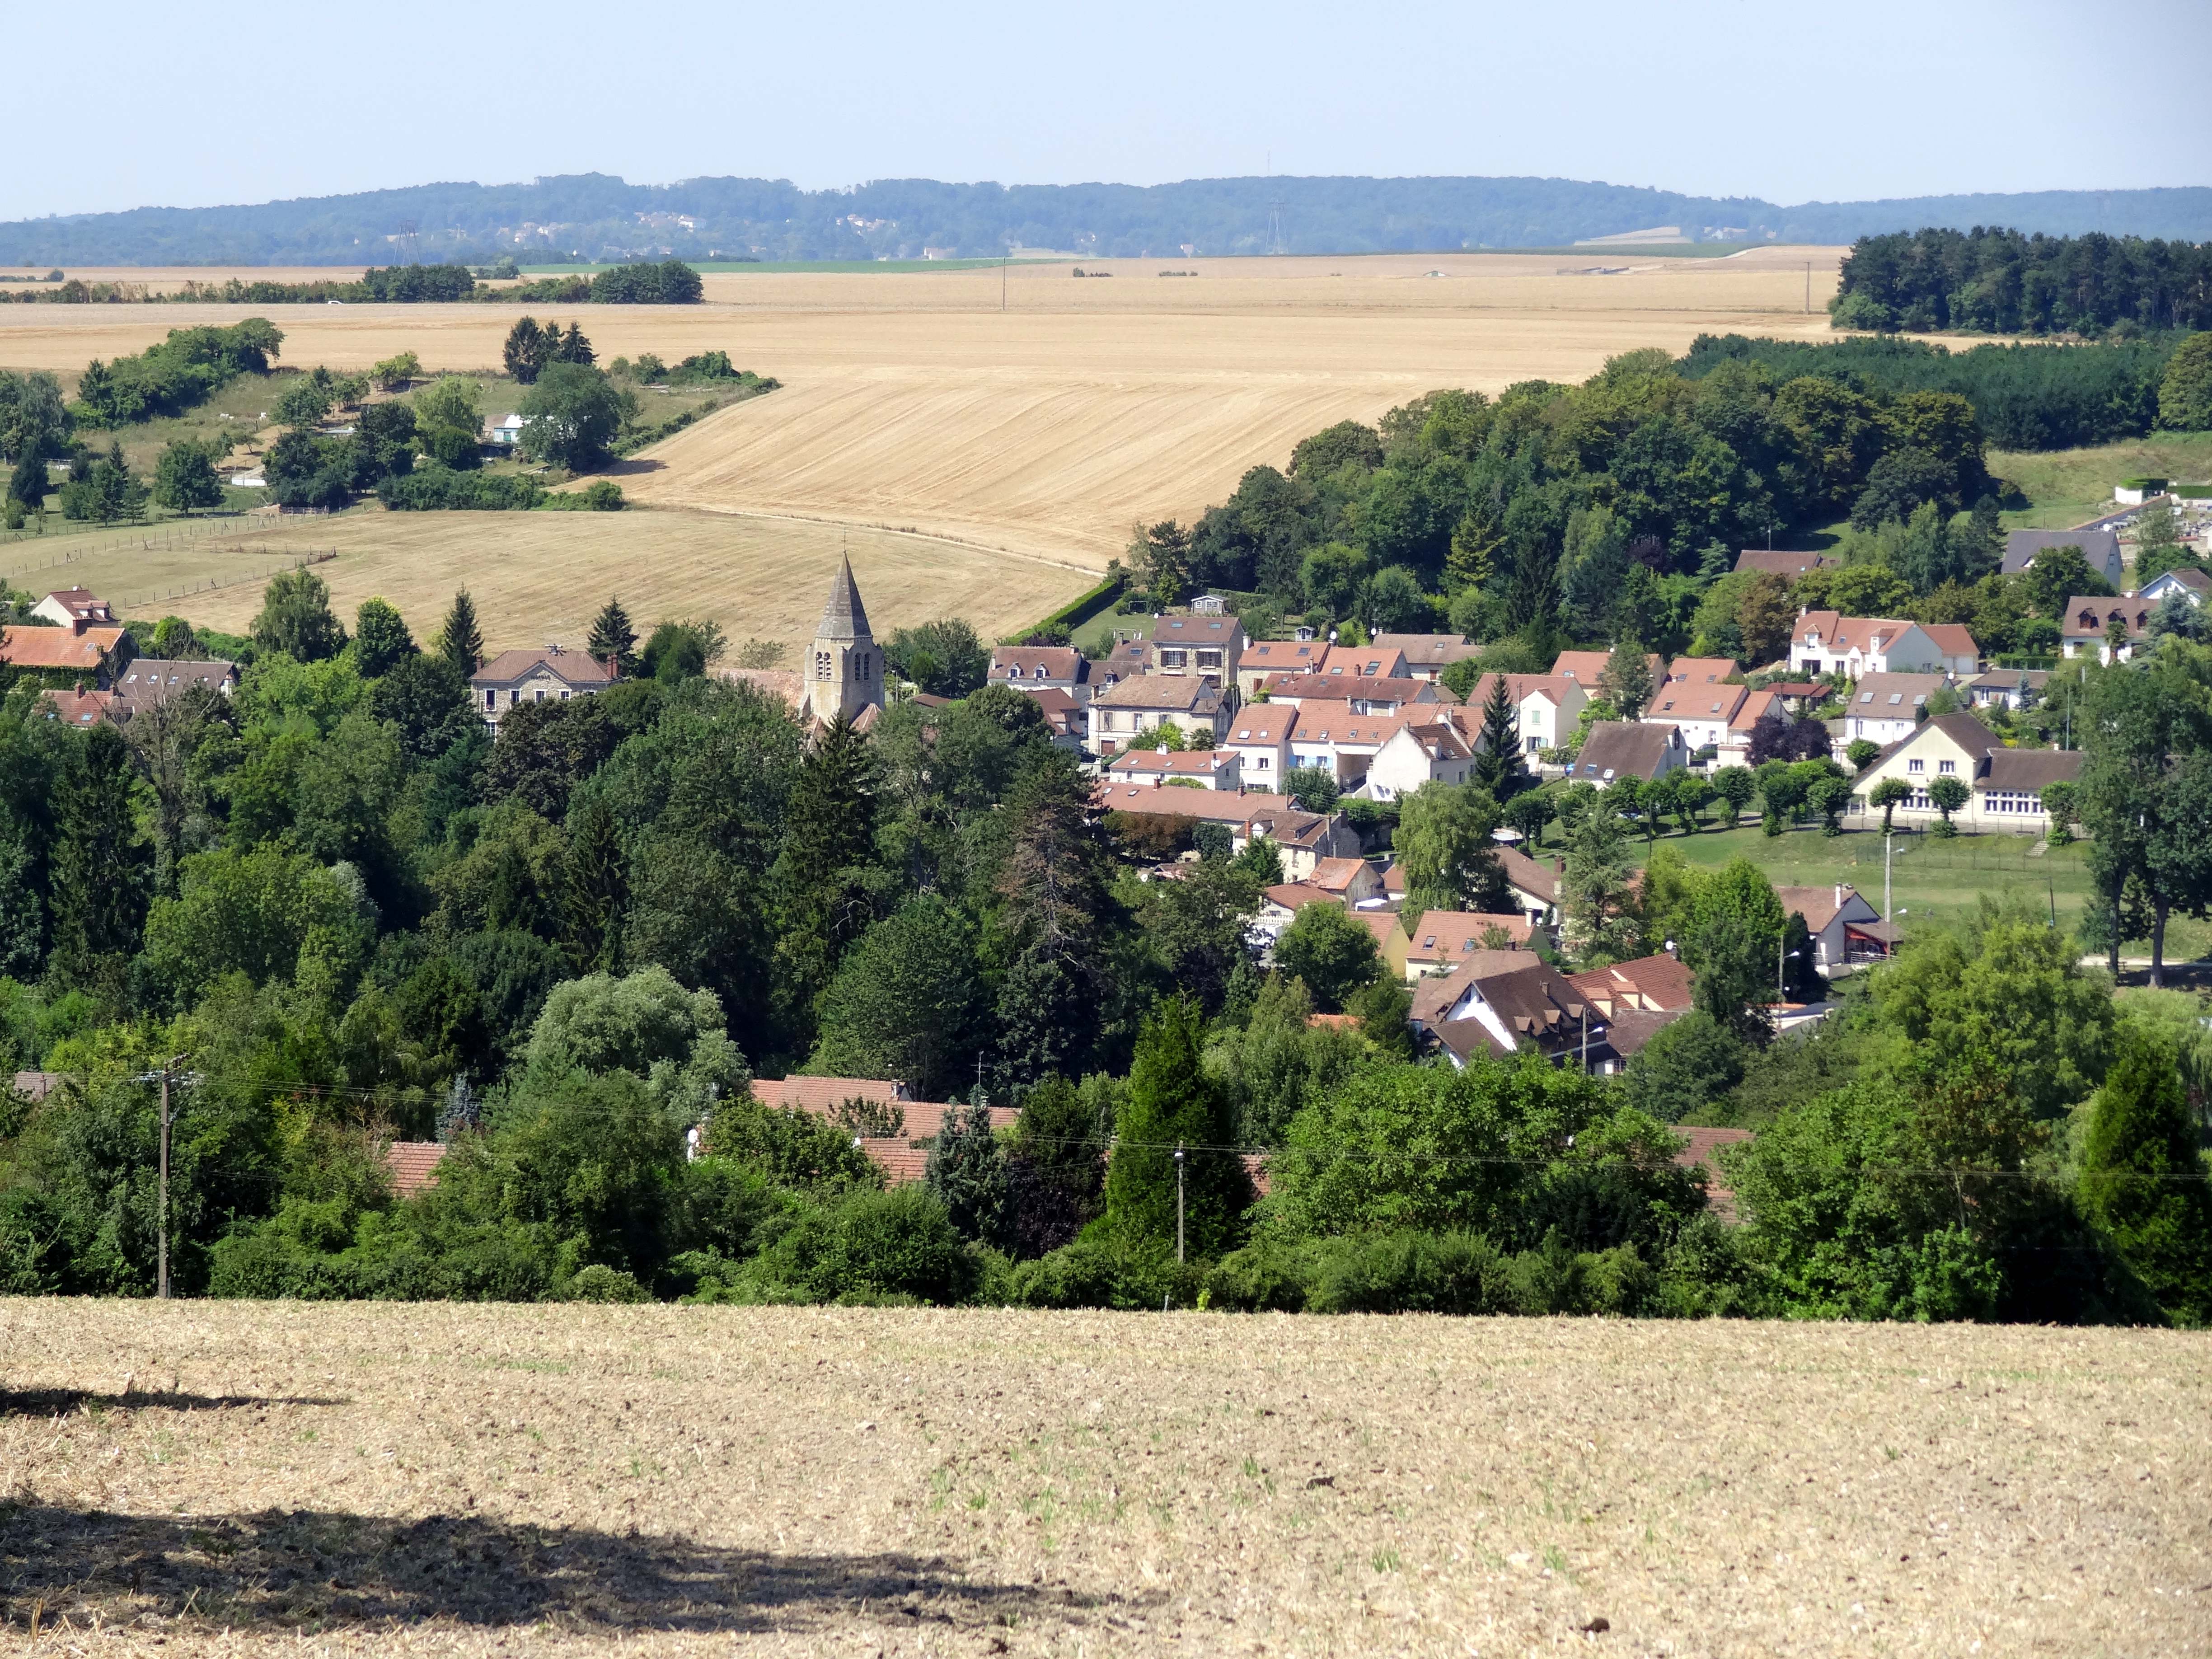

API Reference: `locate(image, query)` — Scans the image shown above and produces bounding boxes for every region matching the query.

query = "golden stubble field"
[0,250,1847,574]
[0,510,1090,654]
[0,1301,2205,1657]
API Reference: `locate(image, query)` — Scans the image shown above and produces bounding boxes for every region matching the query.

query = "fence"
[3,516,338,611]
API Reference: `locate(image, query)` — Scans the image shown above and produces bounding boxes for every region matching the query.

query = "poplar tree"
[47,725,150,991]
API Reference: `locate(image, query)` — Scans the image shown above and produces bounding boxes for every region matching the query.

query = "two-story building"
[987,646,1092,700]
[1149,614,1244,687]
[1220,703,1298,786]
[1790,613,1956,679]
[1316,642,1408,679]
[1086,674,1226,755]
[1261,673,1446,718]
[2061,595,2154,663]
[1643,657,1750,753]
[469,645,618,729]
[1849,713,2085,834]
[1236,637,1327,695]
[1364,721,1475,800]
[1453,673,1586,758]
[1286,710,1403,787]
[1372,633,1484,682]
[1839,672,1950,747]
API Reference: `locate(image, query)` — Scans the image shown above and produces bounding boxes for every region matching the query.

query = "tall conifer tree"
[437,590,483,675]
[47,725,150,992]
[1102,996,1252,1259]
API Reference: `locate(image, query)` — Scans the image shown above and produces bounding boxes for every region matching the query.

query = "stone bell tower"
[804,554,881,726]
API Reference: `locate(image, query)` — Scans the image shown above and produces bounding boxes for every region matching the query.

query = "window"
[1938,759,1956,775]
[1907,759,1923,773]
[1159,648,1187,669]
[815,650,833,680]
[1032,664,1046,680]
[1196,650,1222,670]
[1887,693,1902,705]
[484,689,495,708]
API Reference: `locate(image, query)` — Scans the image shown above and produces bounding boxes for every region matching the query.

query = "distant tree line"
[1679,331,2196,451]
[6,173,2212,265]
[1833,227,2212,335]
[9,261,703,307]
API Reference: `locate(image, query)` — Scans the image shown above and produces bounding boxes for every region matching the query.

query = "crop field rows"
[0,1299,2205,1656]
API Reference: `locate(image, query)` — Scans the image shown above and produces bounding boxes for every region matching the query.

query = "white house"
[1453,673,1586,759]
[1103,748,1243,789]
[1364,721,1474,801]
[1839,672,1950,747]
[1643,657,1749,752]
[1287,710,1403,787]
[488,413,527,447]
[1790,613,1954,679]
[29,587,115,630]
[1775,883,1895,974]
[1221,703,1297,785]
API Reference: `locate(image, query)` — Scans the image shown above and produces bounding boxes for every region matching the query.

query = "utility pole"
[1174,1143,1186,1264]
[1805,261,1811,314]
[1884,830,1893,929]
[143,1053,187,1300]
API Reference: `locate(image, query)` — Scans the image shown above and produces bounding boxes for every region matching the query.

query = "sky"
[8,0,2207,221]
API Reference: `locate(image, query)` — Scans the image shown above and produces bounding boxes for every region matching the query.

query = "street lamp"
[1777,942,1800,999]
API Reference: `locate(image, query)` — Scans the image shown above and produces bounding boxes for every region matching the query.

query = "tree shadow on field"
[0,1388,347,1418]
[597,457,666,476]
[0,1504,1129,1638]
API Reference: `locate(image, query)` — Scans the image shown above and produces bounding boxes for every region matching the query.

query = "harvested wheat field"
[3,509,1091,654]
[1,1301,2205,1657]
[0,250,1847,567]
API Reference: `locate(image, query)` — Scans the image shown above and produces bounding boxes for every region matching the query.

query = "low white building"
[487,413,527,447]
[1102,748,1242,790]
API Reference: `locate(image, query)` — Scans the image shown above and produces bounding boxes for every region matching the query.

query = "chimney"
[1835,881,1843,909]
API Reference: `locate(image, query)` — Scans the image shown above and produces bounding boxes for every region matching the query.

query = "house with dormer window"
[988,646,1092,700]
[1789,613,1956,679]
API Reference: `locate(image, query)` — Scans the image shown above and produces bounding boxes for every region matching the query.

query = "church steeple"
[805,555,880,725]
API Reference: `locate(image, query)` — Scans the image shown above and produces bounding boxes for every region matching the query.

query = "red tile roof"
[1673,1127,1754,1222]
[38,688,119,726]
[1406,910,1537,961]
[859,1137,931,1186]
[755,1076,910,1111]
[1,624,124,672]
[385,1141,449,1197]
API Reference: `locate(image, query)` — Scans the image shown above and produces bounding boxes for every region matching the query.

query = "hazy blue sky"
[9,0,2207,220]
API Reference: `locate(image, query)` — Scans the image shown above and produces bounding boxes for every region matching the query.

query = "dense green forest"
[5,174,2210,265]
[1833,227,2212,335]
[0,568,2206,1322]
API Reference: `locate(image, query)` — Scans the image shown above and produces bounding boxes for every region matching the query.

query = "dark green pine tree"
[1102,996,1253,1260]
[438,589,483,675]
[773,711,882,1007]
[46,724,150,994]
[560,322,595,366]
[586,597,638,678]
[1473,671,1528,798]
[562,797,628,972]
[926,1088,1008,1244]
[2079,1025,2212,1326]
[502,317,545,384]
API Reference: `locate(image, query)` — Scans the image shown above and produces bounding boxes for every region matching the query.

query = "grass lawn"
[1523,816,2212,962]
[1991,430,2212,530]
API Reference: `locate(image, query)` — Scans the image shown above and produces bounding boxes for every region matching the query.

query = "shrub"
[379,464,543,511]
[745,1185,976,1305]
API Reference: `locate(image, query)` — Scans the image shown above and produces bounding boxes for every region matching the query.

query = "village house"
[1102,747,1243,789]
[1966,669,2049,712]
[1789,613,1959,679]
[1018,686,1085,750]
[1408,952,1612,1071]
[2003,527,2123,588]
[1453,673,1586,758]
[1403,910,1539,980]
[1776,883,1896,973]
[1849,712,2086,834]
[1565,720,1690,783]
[1236,637,1326,695]
[29,587,116,629]
[1713,684,1786,768]
[0,614,130,684]
[1371,633,1483,681]
[1085,674,1225,755]
[1496,846,1563,927]
[487,412,527,448]
[2138,566,2212,606]
[2060,595,2154,663]
[1094,784,1358,880]
[1260,672,1445,718]
[110,658,239,709]
[1252,887,1408,976]
[1316,641,1408,678]
[1644,657,1750,752]
[1096,636,1152,689]
[1551,648,1663,689]
[1565,953,1694,1016]
[1220,703,1298,785]
[36,687,117,726]
[1148,614,1244,686]
[469,644,617,730]
[1307,855,1384,907]
[1363,720,1474,800]
[1285,709,1403,787]
[1839,672,1951,746]
[987,645,1092,700]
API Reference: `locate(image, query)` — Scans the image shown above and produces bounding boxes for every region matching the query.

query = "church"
[726,555,886,732]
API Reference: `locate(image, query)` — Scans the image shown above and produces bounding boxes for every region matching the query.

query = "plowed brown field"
[1,1299,2205,1657]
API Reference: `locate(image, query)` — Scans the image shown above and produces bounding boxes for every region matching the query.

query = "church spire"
[816,553,872,642]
